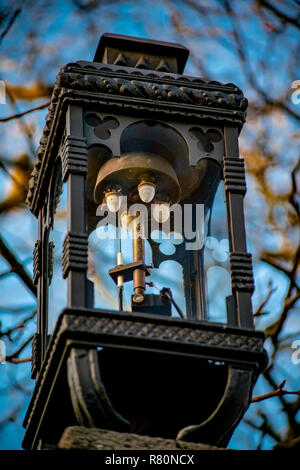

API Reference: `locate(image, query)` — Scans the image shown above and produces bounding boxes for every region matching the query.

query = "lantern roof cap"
[93,32,189,74]
[26,34,248,216]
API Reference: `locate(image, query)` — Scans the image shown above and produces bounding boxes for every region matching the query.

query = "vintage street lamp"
[23,33,267,449]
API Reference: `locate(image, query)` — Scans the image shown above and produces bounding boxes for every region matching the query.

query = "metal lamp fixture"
[23,33,268,450]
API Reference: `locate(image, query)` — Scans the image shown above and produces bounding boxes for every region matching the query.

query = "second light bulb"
[106,191,121,212]
[137,181,156,203]
[153,203,170,223]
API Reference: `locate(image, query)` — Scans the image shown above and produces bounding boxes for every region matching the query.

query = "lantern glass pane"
[88,223,127,311]
[88,217,186,317]
[204,180,231,323]
[147,228,186,318]
[48,176,68,334]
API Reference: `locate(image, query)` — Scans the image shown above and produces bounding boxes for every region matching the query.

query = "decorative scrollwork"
[61,135,88,182]
[177,367,254,447]
[223,157,246,195]
[85,113,119,140]
[33,240,41,285]
[48,241,55,284]
[67,348,130,430]
[65,313,264,352]
[189,127,222,153]
[56,71,248,111]
[230,252,254,292]
[31,333,41,380]
[62,232,88,278]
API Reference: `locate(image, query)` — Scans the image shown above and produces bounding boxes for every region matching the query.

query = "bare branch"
[254,283,277,317]
[0,159,29,192]
[289,159,300,217]
[0,304,36,314]
[0,403,23,429]
[260,255,290,277]
[251,380,300,403]
[0,101,50,123]
[0,310,36,339]
[5,88,36,157]
[0,8,21,46]
[5,334,34,362]
[6,357,32,364]
[257,0,300,30]
[265,290,300,345]
[263,368,299,430]
[244,412,281,443]
[0,236,37,297]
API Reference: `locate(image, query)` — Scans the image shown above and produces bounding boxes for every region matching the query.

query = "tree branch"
[6,356,32,364]
[0,236,37,297]
[0,310,36,339]
[251,380,300,403]
[263,368,299,431]
[0,101,50,123]
[0,8,21,46]
[258,0,300,30]
[0,159,29,192]
[244,412,281,443]
[254,283,277,317]
[265,290,300,345]
[5,334,34,362]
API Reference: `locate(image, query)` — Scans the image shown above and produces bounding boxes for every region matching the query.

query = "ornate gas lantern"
[23,33,267,449]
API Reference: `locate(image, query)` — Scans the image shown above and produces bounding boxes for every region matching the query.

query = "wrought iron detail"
[65,314,263,352]
[67,348,130,430]
[113,53,128,67]
[230,252,254,292]
[177,367,254,447]
[62,232,88,278]
[85,113,119,139]
[223,157,246,195]
[64,61,241,89]
[31,333,41,379]
[48,241,55,284]
[56,71,248,111]
[61,135,88,182]
[189,127,222,153]
[33,240,41,285]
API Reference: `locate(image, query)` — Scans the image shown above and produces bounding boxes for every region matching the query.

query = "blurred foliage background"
[0,0,299,450]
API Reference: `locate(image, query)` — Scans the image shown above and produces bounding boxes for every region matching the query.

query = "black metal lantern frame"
[23,34,267,450]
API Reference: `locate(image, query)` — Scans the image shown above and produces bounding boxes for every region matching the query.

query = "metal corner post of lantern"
[23,32,268,450]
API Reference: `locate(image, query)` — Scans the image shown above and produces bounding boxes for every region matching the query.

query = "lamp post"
[23,33,267,449]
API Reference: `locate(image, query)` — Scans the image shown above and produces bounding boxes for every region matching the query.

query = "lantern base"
[55,426,224,450]
[22,308,267,450]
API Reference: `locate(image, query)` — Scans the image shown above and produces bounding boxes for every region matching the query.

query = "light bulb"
[137,181,156,203]
[121,210,129,230]
[153,203,170,223]
[106,191,121,212]
[120,210,135,231]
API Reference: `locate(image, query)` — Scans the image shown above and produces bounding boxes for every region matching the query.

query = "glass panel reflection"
[88,224,186,318]
[48,175,68,333]
[204,180,231,323]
